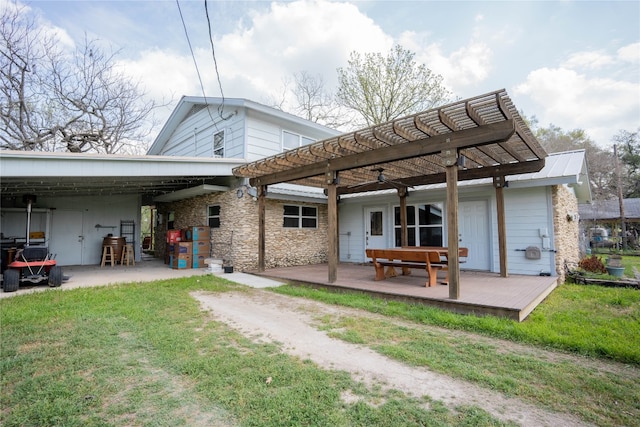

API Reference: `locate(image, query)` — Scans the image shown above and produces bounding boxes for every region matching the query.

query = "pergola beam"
[336,158,545,195]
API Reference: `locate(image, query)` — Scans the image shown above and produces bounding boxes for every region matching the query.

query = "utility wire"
[204,0,231,119]
[175,0,226,123]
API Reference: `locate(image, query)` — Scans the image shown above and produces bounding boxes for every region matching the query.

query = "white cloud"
[617,42,640,63]
[395,27,492,94]
[514,67,639,145]
[562,51,614,70]
[215,0,391,102]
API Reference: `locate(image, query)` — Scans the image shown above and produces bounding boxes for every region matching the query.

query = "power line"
[204,0,230,119]
[175,0,229,122]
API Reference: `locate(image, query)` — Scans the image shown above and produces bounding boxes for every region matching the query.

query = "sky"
[9,0,640,147]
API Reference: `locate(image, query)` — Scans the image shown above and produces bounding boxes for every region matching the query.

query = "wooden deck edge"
[267,277,524,322]
[518,278,558,322]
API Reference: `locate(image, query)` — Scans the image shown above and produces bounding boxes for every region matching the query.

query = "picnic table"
[365,246,468,287]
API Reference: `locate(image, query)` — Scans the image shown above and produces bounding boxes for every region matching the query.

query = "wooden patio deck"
[255,263,558,321]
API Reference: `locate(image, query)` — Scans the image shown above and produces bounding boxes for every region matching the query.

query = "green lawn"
[1,272,639,427]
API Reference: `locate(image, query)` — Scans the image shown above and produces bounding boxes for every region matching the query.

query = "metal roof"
[0,150,245,200]
[579,198,640,221]
[341,150,592,203]
[233,89,548,192]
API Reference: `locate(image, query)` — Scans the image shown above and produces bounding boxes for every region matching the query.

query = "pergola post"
[444,150,460,299]
[399,187,408,247]
[494,176,508,277]
[327,171,338,283]
[257,185,266,272]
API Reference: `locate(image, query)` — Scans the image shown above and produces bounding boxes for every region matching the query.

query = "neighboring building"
[1,94,591,284]
[579,198,640,249]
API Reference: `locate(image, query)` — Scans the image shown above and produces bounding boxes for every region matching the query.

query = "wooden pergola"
[233,89,548,299]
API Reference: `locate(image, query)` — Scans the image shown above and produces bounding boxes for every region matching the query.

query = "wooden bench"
[400,246,469,285]
[365,248,446,287]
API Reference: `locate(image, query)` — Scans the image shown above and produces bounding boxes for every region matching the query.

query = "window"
[394,203,443,247]
[283,205,317,228]
[167,211,175,230]
[213,130,224,157]
[207,205,221,228]
[282,130,314,151]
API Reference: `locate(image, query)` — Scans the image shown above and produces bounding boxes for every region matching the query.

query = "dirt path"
[193,290,594,427]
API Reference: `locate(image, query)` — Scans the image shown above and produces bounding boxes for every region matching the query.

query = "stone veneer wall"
[552,184,580,283]
[155,190,328,271]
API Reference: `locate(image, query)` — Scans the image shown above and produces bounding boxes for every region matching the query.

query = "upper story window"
[282,130,314,151]
[213,130,224,158]
[283,205,317,228]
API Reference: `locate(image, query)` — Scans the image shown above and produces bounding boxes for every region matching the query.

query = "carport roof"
[0,150,245,199]
[233,89,548,192]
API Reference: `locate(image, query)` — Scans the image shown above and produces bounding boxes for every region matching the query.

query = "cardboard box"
[182,226,210,241]
[170,254,192,269]
[192,241,211,255]
[193,255,207,268]
[173,242,192,255]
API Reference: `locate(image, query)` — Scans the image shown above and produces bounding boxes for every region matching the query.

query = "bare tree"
[289,71,349,129]
[336,44,451,127]
[1,4,156,153]
[269,71,351,130]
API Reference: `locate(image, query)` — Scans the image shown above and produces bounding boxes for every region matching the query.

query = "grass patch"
[273,283,640,365]
[1,276,510,426]
[274,282,640,426]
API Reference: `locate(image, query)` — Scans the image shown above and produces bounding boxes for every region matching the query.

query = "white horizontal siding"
[245,118,283,162]
[339,185,557,276]
[161,107,246,158]
[495,187,556,276]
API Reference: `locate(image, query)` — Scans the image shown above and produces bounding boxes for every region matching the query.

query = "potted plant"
[606,253,622,267]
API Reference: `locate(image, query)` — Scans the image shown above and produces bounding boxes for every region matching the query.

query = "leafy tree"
[0,4,156,153]
[613,129,640,198]
[532,122,615,200]
[336,44,451,127]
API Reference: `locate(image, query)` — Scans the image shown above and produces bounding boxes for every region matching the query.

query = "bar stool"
[101,245,115,267]
[120,243,135,266]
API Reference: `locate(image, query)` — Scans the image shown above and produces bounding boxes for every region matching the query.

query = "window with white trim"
[213,130,224,157]
[207,205,221,228]
[282,130,314,151]
[283,205,317,228]
[394,203,443,246]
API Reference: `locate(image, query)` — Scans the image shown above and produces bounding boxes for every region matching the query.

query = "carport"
[0,151,245,266]
[233,89,548,300]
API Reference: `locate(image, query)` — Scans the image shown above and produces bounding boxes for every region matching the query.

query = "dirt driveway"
[193,289,592,427]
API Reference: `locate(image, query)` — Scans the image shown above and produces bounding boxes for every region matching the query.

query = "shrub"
[578,255,607,274]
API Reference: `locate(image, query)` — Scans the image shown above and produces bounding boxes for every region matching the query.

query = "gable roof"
[147,96,341,155]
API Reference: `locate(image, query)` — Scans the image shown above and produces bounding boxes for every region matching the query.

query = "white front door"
[458,200,490,270]
[49,210,84,266]
[364,207,386,259]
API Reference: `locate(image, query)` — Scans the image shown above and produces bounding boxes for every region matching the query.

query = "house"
[1,91,591,287]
